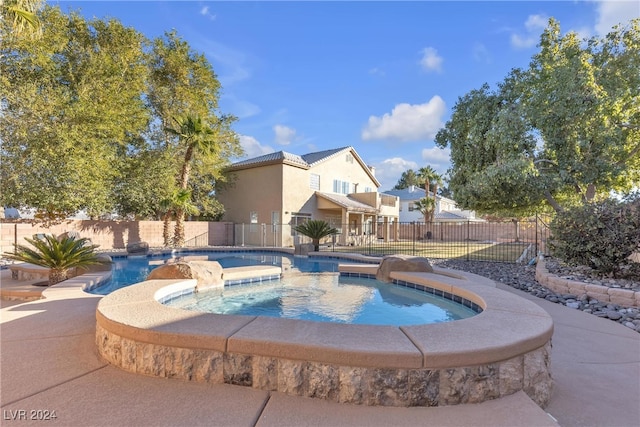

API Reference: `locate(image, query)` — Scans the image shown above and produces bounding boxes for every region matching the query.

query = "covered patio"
[315,192,399,246]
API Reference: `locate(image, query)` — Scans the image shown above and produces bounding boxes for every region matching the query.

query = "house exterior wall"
[222,149,382,228]
[217,163,284,226]
[399,200,426,222]
[217,148,396,247]
[281,164,319,224]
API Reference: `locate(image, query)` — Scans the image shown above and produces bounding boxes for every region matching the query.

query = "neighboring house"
[383,185,482,223]
[216,146,399,247]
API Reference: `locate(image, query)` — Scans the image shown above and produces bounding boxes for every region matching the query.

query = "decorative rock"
[376,255,433,283]
[57,230,82,241]
[126,241,149,255]
[606,312,622,321]
[146,260,223,290]
[566,302,580,309]
[435,258,640,332]
[294,243,315,256]
[85,254,113,273]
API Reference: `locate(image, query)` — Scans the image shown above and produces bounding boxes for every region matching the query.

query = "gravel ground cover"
[432,258,640,333]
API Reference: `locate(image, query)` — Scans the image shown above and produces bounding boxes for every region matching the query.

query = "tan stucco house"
[217,146,399,247]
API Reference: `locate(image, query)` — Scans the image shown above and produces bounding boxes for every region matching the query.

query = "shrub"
[549,195,640,277]
[6,234,104,286]
[294,220,338,252]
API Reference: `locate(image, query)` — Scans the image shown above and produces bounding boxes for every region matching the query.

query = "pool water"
[90,251,371,295]
[164,273,477,326]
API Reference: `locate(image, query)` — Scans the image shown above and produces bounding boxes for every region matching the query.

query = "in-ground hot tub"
[96,260,553,407]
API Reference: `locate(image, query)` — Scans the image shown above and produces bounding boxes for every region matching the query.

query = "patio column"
[383,216,389,242]
[341,208,349,245]
[394,219,399,242]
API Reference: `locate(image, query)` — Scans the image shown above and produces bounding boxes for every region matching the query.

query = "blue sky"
[55,1,639,191]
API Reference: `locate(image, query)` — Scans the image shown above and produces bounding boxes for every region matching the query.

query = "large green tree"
[393,169,422,189]
[435,18,640,215]
[0,0,43,38]
[1,8,241,225]
[147,32,241,245]
[0,6,149,221]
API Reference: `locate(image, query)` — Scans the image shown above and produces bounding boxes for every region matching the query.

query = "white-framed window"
[408,204,415,212]
[333,179,351,195]
[290,212,312,235]
[309,173,320,190]
[249,211,258,232]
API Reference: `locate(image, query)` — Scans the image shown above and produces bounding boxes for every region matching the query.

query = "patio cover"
[315,192,378,214]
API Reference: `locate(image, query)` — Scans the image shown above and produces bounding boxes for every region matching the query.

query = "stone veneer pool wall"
[95,253,554,408]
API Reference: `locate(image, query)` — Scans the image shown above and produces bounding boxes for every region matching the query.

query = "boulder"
[57,230,82,241]
[294,243,315,256]
[147,260,224,291]
[84,254,113,273]
[126,241,149,255]
[375,255,433,283]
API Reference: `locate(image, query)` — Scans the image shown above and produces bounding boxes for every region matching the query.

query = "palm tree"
[417,166,442,222]
[6,234,104,286]
[414,197,436,224]
[165,115,216,246]
[1,0,42,37]
[159,196,175,247]
[172,189,200,247]
[294,220,338,252]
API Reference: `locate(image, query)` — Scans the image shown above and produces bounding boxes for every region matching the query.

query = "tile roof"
[383,187,458,205]
[383,187,428,200]
[315,192,377,213]
[434,210,484,222]
[229,151,308,169]
[229,146,353,170]
[301,147,351,165]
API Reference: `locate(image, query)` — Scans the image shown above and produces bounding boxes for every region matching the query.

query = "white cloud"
[524,14,548,32]
[510,14,549,49]
[419,47,443,73]
[200,5,216,21]
[273,125,297,146]
[421,146,451,175]
[361,96,446,142]
[372,157,419,191]
[239,135,274,159]
[594,0,639,36]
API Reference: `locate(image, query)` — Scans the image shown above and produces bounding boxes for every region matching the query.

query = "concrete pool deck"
[1,268,639,426]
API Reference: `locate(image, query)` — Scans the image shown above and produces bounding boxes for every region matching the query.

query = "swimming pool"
[165,273,477,326]
[91,250,372,295]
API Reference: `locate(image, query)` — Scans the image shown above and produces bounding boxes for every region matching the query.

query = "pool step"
[223,265,282,286]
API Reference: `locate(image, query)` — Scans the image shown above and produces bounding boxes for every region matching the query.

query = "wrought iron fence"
[183,231,210,247]
[229,215,551,263]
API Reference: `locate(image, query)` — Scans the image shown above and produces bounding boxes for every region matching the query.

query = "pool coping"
[95,253,554,407]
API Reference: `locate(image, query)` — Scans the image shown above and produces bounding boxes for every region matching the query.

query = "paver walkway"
[1,272,638,426]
